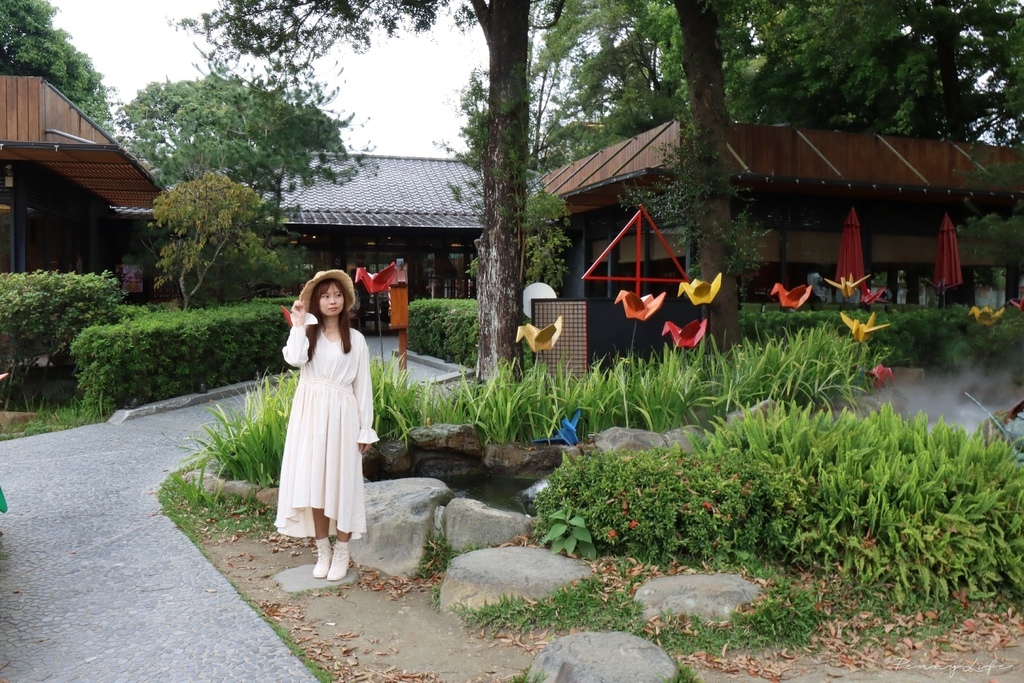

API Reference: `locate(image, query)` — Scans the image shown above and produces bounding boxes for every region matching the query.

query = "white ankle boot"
[327,540,350,581]
[313,537,332,579]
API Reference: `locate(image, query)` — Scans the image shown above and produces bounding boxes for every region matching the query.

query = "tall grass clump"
[702,403,1024,603]
[371,357,428,441]
[192,373,297,487]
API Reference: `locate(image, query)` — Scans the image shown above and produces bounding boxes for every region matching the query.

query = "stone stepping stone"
[439,546,591,612]
[274,565,358,593]
[531,631,677,683]
[634,573,762,621]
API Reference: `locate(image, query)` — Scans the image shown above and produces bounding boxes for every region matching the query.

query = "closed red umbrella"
[933,213,963,295]
[835,208,867,299]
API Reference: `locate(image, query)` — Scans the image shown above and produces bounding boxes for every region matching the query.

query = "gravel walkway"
[0,334,465,682]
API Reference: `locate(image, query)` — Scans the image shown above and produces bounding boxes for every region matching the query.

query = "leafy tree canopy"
[117,70,352,209]
[0,0,111,126]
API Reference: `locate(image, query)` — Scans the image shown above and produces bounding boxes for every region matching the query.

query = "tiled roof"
[283,156,482,230]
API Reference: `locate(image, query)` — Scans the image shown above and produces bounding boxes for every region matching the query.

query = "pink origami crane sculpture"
[1008,299,1024,313]
[969,306,1005,326]
[355,262,397,294]
[770,283,812,310]
[677,274,722,306]
[0,372,8,382]
[614,290,666,321]
[662,319,708,349]
[868,364,895,389]
[840,312,890,343]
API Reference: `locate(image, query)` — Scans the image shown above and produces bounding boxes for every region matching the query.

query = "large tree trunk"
[674,0,740,349]
[472,0,531,379]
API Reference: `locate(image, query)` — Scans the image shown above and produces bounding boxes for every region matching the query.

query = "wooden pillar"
[389,265,409,370]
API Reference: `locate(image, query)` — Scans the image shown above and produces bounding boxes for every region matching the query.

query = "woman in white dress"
[276,270,378,581]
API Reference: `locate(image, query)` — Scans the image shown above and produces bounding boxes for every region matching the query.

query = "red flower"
[608,529,617,539]
[702,501,713,511]
[629,520,639,529]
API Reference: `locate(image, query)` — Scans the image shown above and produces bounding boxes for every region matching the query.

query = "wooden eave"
[543,121,1024,213]
[1,76,160,208]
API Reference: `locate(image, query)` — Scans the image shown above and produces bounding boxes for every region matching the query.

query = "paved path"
[0,335,466,682]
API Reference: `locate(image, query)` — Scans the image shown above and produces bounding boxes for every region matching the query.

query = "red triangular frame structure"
[582,205,689,295]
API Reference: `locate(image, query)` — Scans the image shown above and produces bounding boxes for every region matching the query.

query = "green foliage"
[0,271,123,407]
[416,534,457,579]
[539,509,596,560]
[158,471,277,543]
[704,404,1024,603]
[193,373,298,487]
[407,299,479,366]
[149,173,273,310]
[0,0,111,125]
[71,300,290,408]
[535,446,804,565]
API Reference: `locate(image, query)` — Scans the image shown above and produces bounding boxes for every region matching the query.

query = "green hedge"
[407,298,478,366]
[0,271,124,406]
[71,299,292,408]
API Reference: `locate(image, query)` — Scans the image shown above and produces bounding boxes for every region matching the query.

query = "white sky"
[49,0,487,157]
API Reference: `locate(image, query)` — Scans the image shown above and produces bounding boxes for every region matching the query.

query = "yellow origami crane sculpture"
[840,312,890,343]
[678,273,722,305]
[516,316,563,352]
[614,290,666,321]
[969,306,1005,326]
[824,274,871,299]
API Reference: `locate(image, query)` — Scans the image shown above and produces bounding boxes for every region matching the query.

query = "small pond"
[436,474,544,516]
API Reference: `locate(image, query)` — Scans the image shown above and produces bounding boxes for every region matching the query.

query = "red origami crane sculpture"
[868,363,895,389]
[1008,299,1024,313]
[770,283,812,310]
[860,288,889,306]
[614,290,666,321]
[662,319,708,349]
[355,262,397,294]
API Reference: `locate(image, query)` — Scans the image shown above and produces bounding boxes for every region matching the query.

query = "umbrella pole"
[376,298,384,357]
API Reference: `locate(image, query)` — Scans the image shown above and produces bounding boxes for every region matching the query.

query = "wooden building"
[543,121,1024,305]
[0,77,159,275]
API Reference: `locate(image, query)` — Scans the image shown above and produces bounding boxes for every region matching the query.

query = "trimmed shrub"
[72,300,291,408]
[0,271,123,406]
[408,298,478,366]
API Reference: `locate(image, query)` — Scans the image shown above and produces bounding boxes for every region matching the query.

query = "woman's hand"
[358,442,372,454]
[290,299,306,328]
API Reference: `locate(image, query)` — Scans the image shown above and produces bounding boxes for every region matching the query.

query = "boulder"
[409,423,483,458]
[530,631,677,683]
[726,398,776,425]
[413,451,486,478]
[349,478,454,577]
[376,439,413,477]
[255,487,278,507]
[483,442,574,476]
[634,573,762,621]
[662,427,700,453]
[439,546,591,613]
[220,479,258,499]
[441,498,534,551]
[592,427,667,453]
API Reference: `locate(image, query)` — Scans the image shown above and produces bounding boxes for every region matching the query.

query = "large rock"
[409,423,483,458]
[350,478,454,577]
[592,427,667,453]
[726,398,776,425]
[634,573,763,621]
[376,439,413,477]
[483,442,573,476]
[530,631,677,683]
[662,427,700,453]
[439,546,591,613]
[413,451,485,478]
[441,498,534,551]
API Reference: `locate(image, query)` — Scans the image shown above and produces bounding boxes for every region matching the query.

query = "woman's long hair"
[305,278,352,357]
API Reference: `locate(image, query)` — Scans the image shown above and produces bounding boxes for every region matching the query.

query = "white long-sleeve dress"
[275,324,378,539]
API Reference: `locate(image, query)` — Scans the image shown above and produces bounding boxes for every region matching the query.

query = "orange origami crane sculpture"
[516,316,563,352]
[969,306,1005,326]
[677,273,722,306]
[355,262,397,294]
[841,312,890,342]
[662,319,708,349]
[825,274,871,299]
[614,290,666,321]
[770,283,813,310]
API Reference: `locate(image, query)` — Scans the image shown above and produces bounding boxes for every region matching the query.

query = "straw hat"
[299,269,356,312]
